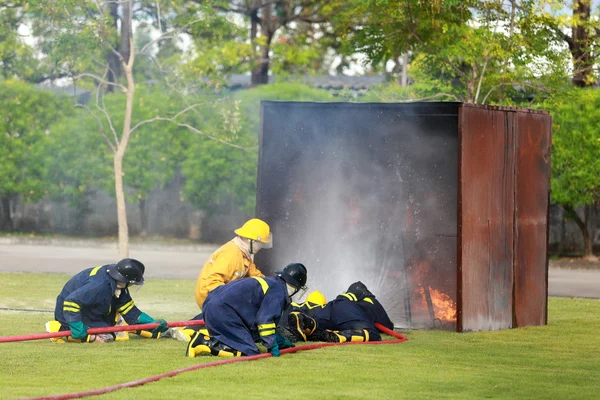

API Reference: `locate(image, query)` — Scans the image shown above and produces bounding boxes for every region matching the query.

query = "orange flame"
[417,286,457,322]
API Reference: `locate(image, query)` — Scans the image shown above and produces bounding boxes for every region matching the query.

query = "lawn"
[0,272,598,400]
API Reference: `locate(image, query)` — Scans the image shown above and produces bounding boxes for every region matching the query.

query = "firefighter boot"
[287,312,317,342]
[322,329,370,343]
[45,321,66,344]
[186,331,244,358]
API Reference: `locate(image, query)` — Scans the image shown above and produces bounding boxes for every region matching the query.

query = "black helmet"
[107,258,145,285]
[347,281,373,300]
[275,263,307,289]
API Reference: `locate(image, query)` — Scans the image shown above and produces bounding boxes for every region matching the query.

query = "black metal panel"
[257,101,460,328]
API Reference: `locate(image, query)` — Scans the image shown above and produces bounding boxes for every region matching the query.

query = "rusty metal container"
[256,101,551,332]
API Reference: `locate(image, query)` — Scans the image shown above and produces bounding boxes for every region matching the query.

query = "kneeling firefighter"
[281,281,394,343]
[186,263,307,358]
[48,259,169,343]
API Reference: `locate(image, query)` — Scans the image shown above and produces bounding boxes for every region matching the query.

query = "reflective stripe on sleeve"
[89,266,102,276]
[63,301,80,310]
[252,277,269,294]
[119,300,135,315]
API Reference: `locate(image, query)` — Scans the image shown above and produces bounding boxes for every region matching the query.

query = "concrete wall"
[3,176,249,244]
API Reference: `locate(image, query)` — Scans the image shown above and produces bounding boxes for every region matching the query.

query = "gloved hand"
[269,341,280,357]
[69,321,89,340]
[152,319,169,335]
[275,332,295,349]
[138,312,169,334]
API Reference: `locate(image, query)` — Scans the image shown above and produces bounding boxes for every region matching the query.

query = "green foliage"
[43,109,112,207]
[0,80,71,201]
[1,272,599,399]
[544,89,600,207]
[179,84,333,214]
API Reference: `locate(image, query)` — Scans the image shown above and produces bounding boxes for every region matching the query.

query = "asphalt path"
[0,242,599,298]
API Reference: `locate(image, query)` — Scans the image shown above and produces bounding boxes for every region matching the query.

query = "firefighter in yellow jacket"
[194,218,273,309]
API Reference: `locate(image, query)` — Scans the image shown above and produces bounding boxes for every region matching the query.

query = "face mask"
[286,283,298,298]
[115,281,128,298]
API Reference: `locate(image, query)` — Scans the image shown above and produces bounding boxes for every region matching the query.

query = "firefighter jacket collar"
[232,236,253,260]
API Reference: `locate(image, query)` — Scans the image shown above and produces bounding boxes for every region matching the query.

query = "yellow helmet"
[234,218,273,248]
[306,290,327,306]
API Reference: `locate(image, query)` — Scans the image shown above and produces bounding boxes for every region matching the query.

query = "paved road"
[0,242,218,280]
[0,242,599,298]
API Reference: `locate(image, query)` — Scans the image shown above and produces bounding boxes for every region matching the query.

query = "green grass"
[0,272,598,400]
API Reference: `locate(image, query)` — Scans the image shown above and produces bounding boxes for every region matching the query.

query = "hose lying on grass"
[14,322,407,400]
[0,320,206,343]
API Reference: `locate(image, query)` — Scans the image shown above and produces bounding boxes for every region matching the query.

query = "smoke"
[260,102,459,328]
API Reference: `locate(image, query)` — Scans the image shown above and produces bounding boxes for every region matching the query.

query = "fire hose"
[7,322,406,400]
[0,320,206,343]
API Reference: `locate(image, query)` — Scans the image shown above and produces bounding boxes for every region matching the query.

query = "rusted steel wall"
[513,111,552,327]
[458,105,515,332]
[257,101,460,329]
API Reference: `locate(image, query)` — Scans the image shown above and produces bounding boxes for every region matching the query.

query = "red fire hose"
[13,322,406,400]
[0,320,205,343]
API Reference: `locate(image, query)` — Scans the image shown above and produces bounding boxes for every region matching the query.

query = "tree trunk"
[564,205,594,258]
[120,1,132,65]
[0,195,13,231]
[401,52,409,87]
[139,198,147,237]
[106,2,121,92]
[114,3,135,259]
[571,0,594,87]
[251,4,274,86]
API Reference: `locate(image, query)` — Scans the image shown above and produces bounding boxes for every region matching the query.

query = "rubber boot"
[186,331,244,358]
[45,321,66,344]
[136,330,161,339]
[322,329,370,343]
[287,312,317,342]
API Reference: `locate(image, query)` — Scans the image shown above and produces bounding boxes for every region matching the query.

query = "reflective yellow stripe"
[89,266,102,276]
[363,297,374,304]
[118,300,134,312]
[348,293,358,301]
[120,303,135,315]
[291,302,301,307]
[63,307,80,313]
[259,330,276,336]
[340,293,355,301]
[258,323,276,331]
[253,277,269,294]
[64,301,80,309]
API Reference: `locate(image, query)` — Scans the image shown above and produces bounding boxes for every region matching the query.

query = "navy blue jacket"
[291,291,394,333]
[202,276,289,355]
[54,265,142,328]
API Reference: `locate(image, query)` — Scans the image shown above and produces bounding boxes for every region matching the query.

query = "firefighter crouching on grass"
[279,281,394,343]
[46,258,169,343]
[186,263,307,358]
[172,218,273,342]
[194,218,273,310]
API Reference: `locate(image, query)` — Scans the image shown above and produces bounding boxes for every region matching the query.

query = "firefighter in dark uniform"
[186,263,307,358]
[282,281,394,343]
[50,258,168,343]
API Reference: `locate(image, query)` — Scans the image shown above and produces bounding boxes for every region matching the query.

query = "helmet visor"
[258,232,273,248]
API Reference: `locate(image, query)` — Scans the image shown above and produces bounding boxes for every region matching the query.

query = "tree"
[188,0,342,86]
[530,0,600,87]
[544,88,600,258]
[334,0,569,104]
[32,0,251,257]
[0,80,71,230]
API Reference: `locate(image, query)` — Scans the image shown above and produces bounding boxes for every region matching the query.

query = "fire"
[417,286,457,322]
